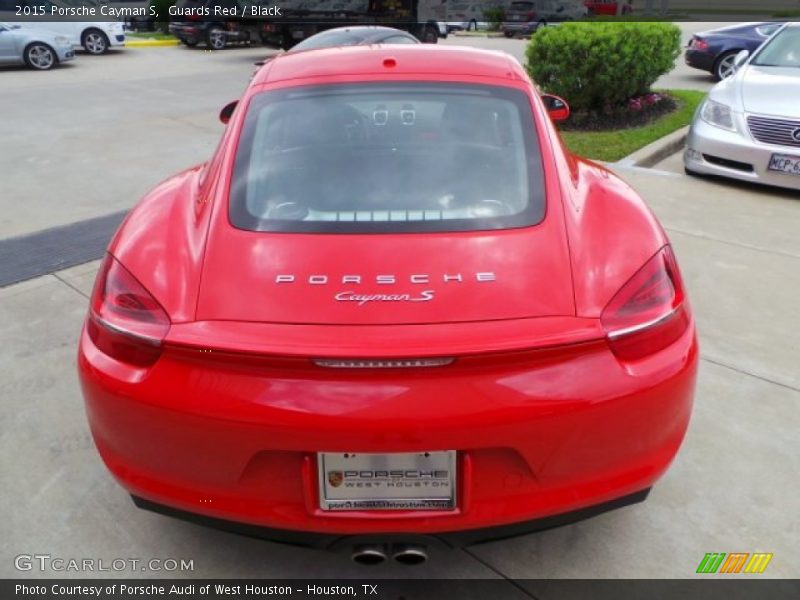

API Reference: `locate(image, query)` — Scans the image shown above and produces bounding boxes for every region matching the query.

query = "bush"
[525,22,681,113]
[150,0,177,34]
[483,7,505,31]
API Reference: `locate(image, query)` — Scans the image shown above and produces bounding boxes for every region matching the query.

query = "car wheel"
[537,19,548,31]
[713,50,739,81]
[82,29,109,55]
[469,19,477,31]
[206,26,227,50]
[504,31,514,38]
[24,43,57,70]
[180,38,199,47]
[421,24,438,44]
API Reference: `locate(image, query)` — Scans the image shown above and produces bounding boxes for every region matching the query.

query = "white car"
[447,3,491,32]
[0,21,74,69]
[685,22,800,191]
[1,0,125,54]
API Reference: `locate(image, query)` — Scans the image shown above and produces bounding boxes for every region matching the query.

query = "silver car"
[685,22,800,191]
[0,22,75,70]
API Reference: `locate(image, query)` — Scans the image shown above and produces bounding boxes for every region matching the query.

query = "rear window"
[229,82,545,233]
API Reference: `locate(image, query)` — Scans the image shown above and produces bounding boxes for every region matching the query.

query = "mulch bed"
[559,94,678,132]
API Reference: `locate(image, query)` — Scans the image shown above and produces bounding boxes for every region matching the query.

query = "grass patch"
[560,89,706,162]
[127,32,178,41]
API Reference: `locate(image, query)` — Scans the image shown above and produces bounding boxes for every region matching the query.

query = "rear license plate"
[768,153,800,176]
[318,451,456,511]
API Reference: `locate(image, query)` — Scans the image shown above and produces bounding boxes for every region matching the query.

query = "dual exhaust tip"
[352,543,428,566]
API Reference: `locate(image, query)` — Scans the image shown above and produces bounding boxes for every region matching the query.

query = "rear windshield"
[229,83,545,233]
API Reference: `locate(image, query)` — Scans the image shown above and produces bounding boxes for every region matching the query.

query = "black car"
[289,26,420,52]
[685,21,782,81]
[169,0,262,50]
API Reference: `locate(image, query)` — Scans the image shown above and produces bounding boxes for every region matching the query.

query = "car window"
[291,31,362,51]
[756,23,781,37]
[381,35,418,44]
[751,26,800,67]
[230,83,546,234]
[510,2,535,10]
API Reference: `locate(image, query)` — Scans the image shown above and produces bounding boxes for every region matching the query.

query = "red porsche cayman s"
[78,45,698,564]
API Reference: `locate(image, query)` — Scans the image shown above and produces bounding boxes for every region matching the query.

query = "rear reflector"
[313,358,454,369]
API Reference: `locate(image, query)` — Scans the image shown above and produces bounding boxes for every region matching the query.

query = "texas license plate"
[768,153,800,176]
[318,451,456,511]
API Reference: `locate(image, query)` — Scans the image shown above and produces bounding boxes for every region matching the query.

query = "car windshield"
[229,82,545,233]
[751,26,800,67]
[291,32,365,51]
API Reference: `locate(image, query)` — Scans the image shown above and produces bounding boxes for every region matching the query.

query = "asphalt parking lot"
[1,36,799,581]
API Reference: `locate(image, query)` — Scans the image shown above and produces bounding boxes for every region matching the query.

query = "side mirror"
[541,94,570,122]
[733,49,750,70]
[219,100,238,125]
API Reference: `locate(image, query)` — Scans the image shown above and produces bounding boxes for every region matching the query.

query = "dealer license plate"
[768,153,800,176]
[318,451,456,511]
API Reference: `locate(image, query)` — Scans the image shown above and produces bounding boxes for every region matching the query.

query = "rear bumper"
[132,488,652,549]
[79,320,697,536]
[684,49,715,73]
[503,22,536,35]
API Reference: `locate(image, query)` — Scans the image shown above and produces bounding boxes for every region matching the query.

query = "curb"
[616,125,690,169]
[125,39,181,48]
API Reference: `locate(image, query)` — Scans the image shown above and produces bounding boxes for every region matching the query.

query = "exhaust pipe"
[391,544,428,565]
[351,544,388,566]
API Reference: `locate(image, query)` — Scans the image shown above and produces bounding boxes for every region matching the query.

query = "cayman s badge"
[792,128,800,142]
[274,272,496,305]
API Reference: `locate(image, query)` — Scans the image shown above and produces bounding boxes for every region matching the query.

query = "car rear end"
[503,1,539,36]
[685,34,718,73]
[79,48,697,552]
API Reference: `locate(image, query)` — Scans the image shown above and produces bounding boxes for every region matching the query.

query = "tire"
[469,19,477,31]
[206,26,227,50]
[82,29,109,55]
[180,38,199,47]
[23,42,57,70]
[421,24,438,44]
[536,19,547,32]
[713,50,739,81]
[504,31,514,38]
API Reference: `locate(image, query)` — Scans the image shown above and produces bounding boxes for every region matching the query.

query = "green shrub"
[525,22,681,113]
[150,0,177,34]
[483,7,505,31]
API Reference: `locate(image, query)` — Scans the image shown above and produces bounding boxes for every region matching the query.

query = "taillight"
[601,246,690,361]
[87,254,170,367]
[691,37,709,51]
[527,10,537,20]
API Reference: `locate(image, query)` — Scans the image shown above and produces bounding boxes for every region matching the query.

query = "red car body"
[584,1,632,16]
[78,46,697,552]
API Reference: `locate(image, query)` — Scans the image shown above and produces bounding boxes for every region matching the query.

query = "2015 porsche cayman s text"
[78,46,698,561]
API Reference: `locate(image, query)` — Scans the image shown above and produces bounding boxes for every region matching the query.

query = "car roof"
[252,45,525,87]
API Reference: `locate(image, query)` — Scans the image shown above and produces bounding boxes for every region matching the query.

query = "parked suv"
[502,0,580,38]
[169,0,261,50]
